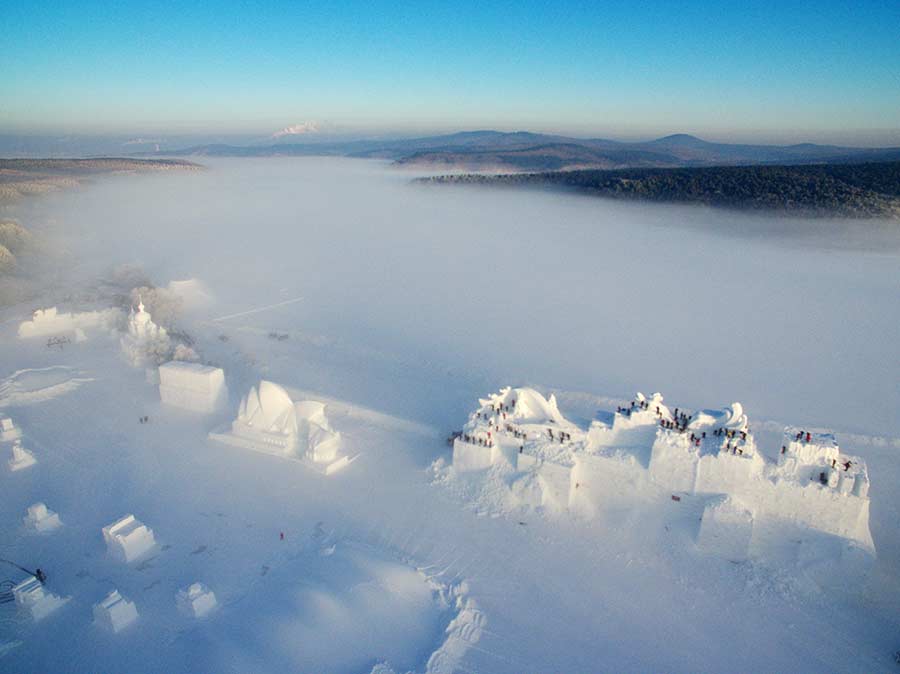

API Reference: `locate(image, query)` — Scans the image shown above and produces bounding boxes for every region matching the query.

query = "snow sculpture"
[176,582,217,618]
[8,441,37,472]
[209,381,348,473]
[120,297,170,367]
[452,387,876,562]
[1,417,22,442]
[12,576,70,622]
[17,306,120,340]
[24,502,62,532]
[93,590,138,633]
[158,361,228,414]
[102,514,156,562]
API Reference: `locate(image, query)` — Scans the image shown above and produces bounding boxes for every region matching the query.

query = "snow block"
[176,582,217,618]
[697,496,754,561]
[93,590,138,633]
[17,306,120,340]
[158,361,228,414]
[648,430,699,492]
[102,514,156,563]
[8,442,36,472]
[452,438,492,472]
[1,417,22,442]
[12,577,70,622]
[24,502,62,533]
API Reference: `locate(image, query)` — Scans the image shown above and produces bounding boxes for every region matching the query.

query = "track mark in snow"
[0,366,94,407]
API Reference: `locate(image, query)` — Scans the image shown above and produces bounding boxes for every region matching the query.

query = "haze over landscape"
[1,2,899,673]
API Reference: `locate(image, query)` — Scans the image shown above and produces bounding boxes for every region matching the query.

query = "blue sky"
[2,0,899,143]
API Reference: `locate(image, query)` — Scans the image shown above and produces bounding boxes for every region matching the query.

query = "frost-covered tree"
[129,286,183,327]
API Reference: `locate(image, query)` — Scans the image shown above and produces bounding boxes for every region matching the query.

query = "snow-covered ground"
[1,158,899,672]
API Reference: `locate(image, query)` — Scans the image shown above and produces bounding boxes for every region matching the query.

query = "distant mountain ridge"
[162,130,900,172]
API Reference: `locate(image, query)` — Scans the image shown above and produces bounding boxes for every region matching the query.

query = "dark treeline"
[420,161,900,218]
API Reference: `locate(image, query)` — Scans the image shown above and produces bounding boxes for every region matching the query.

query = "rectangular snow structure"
[697,496,753,562]
[158,361,227,414]
[102,514,156,562]
[93,590,138,633]
[452,438,493,472]
[176,583,217,618]
[12,577,70,621]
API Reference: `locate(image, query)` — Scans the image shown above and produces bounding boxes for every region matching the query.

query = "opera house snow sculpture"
[209,380,349,473]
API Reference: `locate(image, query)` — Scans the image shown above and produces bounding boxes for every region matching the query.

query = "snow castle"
[451,387,875,562]
[209,380,349,473]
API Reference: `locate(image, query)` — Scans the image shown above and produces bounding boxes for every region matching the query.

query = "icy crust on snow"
[449,387,875,562]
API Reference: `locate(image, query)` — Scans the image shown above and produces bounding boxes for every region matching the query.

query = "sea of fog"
[16,157,900,439]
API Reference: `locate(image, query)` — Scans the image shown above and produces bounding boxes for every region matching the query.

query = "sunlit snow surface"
[1,158,899,672]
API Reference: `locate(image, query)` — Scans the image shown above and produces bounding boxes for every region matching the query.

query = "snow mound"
[167,278,213,311]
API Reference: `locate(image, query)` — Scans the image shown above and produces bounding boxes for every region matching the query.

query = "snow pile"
[120,297,171,367]
[12,576,70,622]
[166,278,213,311]
[158,361,228,414]
[449,387,875,563]
[210,380,348,473]
[1,416,22,442]
[175,582,217,619]
[17,306,120,340]
[426,582,486,674]
[102,514,157,563]
[23,502,62,533]
[93,590,139,633]
[8,441,37,472]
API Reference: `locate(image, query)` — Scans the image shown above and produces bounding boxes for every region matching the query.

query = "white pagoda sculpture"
[176,582,218,618]
[12,576,70,622]
[102,514,157,563]
[158,361,228,414]
[210,380,349,473]
[24,502,62,533]
[1,417,22,442]
[120,296,170,367]
[8,441,37,472]
[93,590,139,633]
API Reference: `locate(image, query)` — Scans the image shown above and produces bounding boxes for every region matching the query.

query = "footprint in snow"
[260,565,270,576]
[190,545,207,555]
